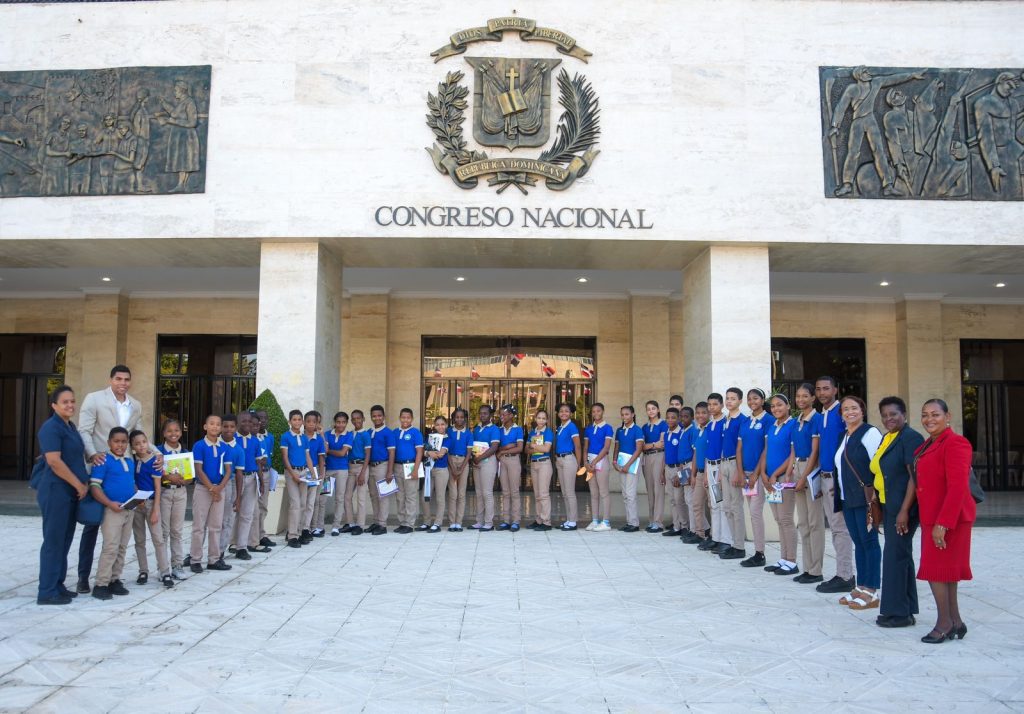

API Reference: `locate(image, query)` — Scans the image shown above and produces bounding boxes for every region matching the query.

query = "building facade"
[0,1,1022,497]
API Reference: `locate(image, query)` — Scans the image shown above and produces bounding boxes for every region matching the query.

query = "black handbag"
[968,467,985,505]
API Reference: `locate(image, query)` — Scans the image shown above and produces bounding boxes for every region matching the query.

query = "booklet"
[402,462,425,480]
[808,469,822,500]
[677,466,692,486]
[376,477,399,497]
[321,477,335,497]
[742,483,758,497]
[766,485,784,504]
[707,469,723,506]
[268,468,280,492]
[472,440,490,457]
[303,468,321,487]
[121,490,154,511]
[162,453,195,483]
[428,433,445,452]
[616,451,639,475]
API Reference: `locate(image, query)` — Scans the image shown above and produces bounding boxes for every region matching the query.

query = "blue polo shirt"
[738,412,770,472]
[677,424,696,464]
[156,443,183,457]
[447,427,470,456]
[38,413,89,486]
[615,424,643,456]
[722,412,743,459]
[472,423,500,453]
[817,402,844,473]
[429,432,450,468]
[256,432,275,462]
[555,421,580,454]
[194,437,230,484]
[665,426,684,465]
[237,434,261,472]
[307,433,325,468]
[325,430,352,470]
[528,427,553,461]
[584,422,614,456]
[280,430,310,470]
[219,438,244,480]
[705,417,725,461]
[369,426,396,462]
[91,455,136,503]
[765,417,797,476]
[693,425,709,472]
[642,420,668,446]
[350,428,371,462]
[394,427,424,462]
[499,424,524,448]
[134,454,160,493]
[792,411,822,459]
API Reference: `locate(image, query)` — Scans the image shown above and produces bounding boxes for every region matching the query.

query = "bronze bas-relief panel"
[0,64,211,198]
[820,66,1024,201]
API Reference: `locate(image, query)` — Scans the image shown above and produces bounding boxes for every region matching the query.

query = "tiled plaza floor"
[0,514,1020,713]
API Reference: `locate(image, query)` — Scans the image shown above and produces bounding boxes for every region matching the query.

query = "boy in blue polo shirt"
[719,387,747,561]
[663,407,693,539]
[393,408,424,534]
[253,410,276,548]
[674,406,698,542]
[89,427,135,600]
[232,412,264,561]
[304,411,327,537]
[128,430,172,588]
[217,414,245,561]
[346,410,371,535]
[281,409,316,548]
[690,402,715,550]
[326,411,354,536]
[190,415,233,573]
[703,393,732,555]
[366,405,396,535]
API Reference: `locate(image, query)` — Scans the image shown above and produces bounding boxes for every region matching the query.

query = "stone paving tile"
[0,514,1020,712]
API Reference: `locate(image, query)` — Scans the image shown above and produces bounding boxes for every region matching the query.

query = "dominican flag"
[580,364,594,378]
[541,360,556,377]
[510,352,526,368]
[471,366,480,379]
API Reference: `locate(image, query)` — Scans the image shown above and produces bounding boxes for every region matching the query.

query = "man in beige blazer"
[75,365,144,594]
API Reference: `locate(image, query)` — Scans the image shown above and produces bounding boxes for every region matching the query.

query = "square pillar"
[346,292,390,411]
[75,290,129,395]
[629,293,672,404]
[897,296,945,416]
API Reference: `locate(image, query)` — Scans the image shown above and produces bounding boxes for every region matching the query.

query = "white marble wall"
[0,0,1021,247]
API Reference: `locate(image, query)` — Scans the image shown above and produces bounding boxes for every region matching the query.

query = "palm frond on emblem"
[539,69,600,165]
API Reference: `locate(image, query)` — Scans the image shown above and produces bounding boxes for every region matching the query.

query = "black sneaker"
[497,522,511,531]
[350,526,364,535]
[109,580,130,596]
[76,578,91,594]
[681,533,703,544]
[372,526,387,535]
[57,586,77,599]
[340,525,353,534]
[260,537,277,547]
[190,563,204,574]
[91,585,112,601]
[713,542,731,555]
[161,574,175,589]
[207,559,232,571]
[816,575,856,593]
[288,538,301,548]
[37,594,73,606]
[183,554,191,567]
[235,549,252,561]
[396,526,413,534]
[719,547,745,560]
[741,552,767,568]
[697,538,716,551]
[299,530,313,544]
[646,525,664,534]
[621,525,640,532]
[662,529,682,537]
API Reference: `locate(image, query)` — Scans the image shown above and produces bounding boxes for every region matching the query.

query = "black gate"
[0,373,65,480]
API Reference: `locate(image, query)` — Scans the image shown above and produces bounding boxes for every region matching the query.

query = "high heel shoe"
[921,628,954,644]
[953,623,968,640]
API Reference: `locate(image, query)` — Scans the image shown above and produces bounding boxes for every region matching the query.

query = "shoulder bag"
[843,442,882,532]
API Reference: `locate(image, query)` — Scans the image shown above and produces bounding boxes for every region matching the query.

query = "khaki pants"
[96,507,133,586]
[531,459,553,525]
[312,492,328,530]
[328,469,351,528]
[619,463,639,527]
[347,468,370,528]
[430,467,450,526]
[190,485,226,564]
[642,450,666,527]
[821,473,854,580]
[498,454,522,524]
[770,487,798,563]
[301,477,317,531]
[685,472,707,534]
[474,457,497,526]
[233,474,259,549]
[555,454,578,523]
[794,461,825,576]
[219,478,237,553]
[721,459,745,548]
[665,464,690,531]
[285,470,312,539]
[707,463,732,544]
[395,464,420,528]
[370,463,394,527]
[447,456,469,526]
[160,485,187,569]
[256,470,270,539]
[587,458,611,522]
[746,471,767,552]
[367,462,380,522]
[132,503,170,577]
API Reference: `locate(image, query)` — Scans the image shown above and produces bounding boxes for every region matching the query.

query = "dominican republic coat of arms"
[426,17,600,194]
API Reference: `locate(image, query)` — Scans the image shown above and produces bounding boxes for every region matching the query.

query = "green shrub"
[249,388,287,473]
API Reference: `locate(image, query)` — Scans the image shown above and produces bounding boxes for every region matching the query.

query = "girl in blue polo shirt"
[554,403,581,530]
[641,401,668,533]
[496,404,524,532]
[129,430,173,588]
[583,403,614,532]
[446,408,471,531]
[736,389,770,568]
[88,427,136,600]
[790,383,825,584]
[757,394,799,576]
[471,405,500,531]
[613,406,644,532]
[423,415,451,533]
[526,409,554,530]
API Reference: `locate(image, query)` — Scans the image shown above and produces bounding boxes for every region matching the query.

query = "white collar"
[109,387,129,406]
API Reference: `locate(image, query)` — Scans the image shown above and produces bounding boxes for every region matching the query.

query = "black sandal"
[136,572,148,585]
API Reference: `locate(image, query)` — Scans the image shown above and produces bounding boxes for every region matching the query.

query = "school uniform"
[90,455,136,587]
[326,429,354,529]
[642,420,668,528]
[737,412,770,552]
[472,422,500,527]
[720,412,745,549]
[792,411,825,577]
[252,431,275,542]
[554,420,580,525]
[615,423,644,528]
[393,426,423,528]
[529,427,555,526]
[156,443,188,572]
[232,434,261,551]
[704,416,733,546]
[131,453,170,578]
[688,424,710,536]
[191,437,230,564]
[498,424,524,526]
[584,421,614,525]
[446,427,471,527]
[671,424,695,532]
[818,401,855,581]
[428,432,451,527]
[347,428,372,529]
[368,426,396,527]
[663,425,686,532]
[217,437,244,554]
[305,432,326,530]
[765,417,798,566]
[281,429,313,540]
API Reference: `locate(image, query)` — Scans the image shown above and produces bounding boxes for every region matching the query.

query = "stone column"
[74,289,129,395]
[256,241,343,534]
[346,292,390,411]
[629,292,672,404]
[896,295,945,416]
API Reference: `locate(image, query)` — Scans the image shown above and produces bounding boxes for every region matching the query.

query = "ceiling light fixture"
[995,282,1006,288]
[101,277,111,282]
[577,277,589,283]
[454,276,466,282]
[879,281,889,287]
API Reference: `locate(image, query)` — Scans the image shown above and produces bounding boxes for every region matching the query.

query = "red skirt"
[917,522,973,582]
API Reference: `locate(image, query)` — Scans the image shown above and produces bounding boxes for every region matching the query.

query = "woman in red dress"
[913,398,976,644]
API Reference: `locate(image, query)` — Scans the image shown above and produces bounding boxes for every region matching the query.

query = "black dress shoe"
[559,523,577,531]
[953,622,967,639]
[795,573,824,584]
[350,526,364,535]
[228,546,237,554]
[741,552,766,568]
[373,526,387,535]
[397,526,414,534]
[921,628,954,644]
[288,538,301,548]
[697,538,715,551]
[621,525,640,532]
[251,545,272,553]
[646,525,664,534]
[58,587,77,599]
[260,537,277,547]
[878,615,916,628]
[299,530,313,544]
[37,594,73,606]
[109,580,129,596]
[416,524,429,531]
[340,525,353,534]
[681,533,702,544]
[816,576,855,594]
[774,565,799,576]
[235,549,252,561]
[191,563,204,573]
[91,585,112,601]
[76,578,91,594]
[719,547,745,560]
[537,524,552,531]
[183,555,191,567]
[207,559,232,571]
[713,542,731,555]
[662,529,681,537]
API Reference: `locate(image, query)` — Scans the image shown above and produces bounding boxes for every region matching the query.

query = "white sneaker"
[171,567,187,580]
[594,522,611,532]
[585,521,597,531]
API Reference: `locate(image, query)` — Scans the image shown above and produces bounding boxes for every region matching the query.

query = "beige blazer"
[77,387,144,457]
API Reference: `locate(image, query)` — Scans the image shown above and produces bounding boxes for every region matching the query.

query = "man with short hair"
[813,376,856,594]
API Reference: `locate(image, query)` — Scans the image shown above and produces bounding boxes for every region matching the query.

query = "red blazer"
[913,428,976,527]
